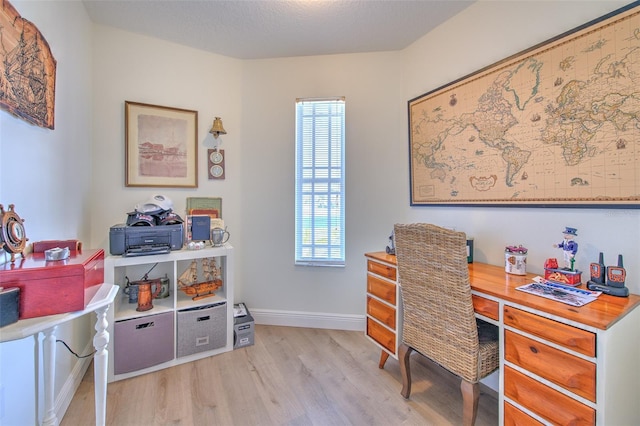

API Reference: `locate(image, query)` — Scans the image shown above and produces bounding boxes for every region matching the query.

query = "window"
[295,97,345,267]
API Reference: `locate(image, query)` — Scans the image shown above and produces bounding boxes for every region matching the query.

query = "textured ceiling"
[82,0,474,60]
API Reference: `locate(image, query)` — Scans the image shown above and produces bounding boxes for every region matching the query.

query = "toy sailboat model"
[178,258,222,301]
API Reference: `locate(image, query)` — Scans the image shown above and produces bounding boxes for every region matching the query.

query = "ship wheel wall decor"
[0,204,28,263]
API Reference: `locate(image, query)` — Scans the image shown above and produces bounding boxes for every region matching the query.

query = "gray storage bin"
[234,304,255,349]
[114,311,174,375]
[177,302,227,357]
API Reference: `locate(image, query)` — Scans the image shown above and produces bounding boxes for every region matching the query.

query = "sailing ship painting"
[0,0,56,129]
[178,257,222,301]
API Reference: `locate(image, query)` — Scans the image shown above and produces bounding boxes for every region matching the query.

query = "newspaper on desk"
[516,277,602,307]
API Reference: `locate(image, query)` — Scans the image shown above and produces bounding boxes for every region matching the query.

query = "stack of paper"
[517,277,601,307]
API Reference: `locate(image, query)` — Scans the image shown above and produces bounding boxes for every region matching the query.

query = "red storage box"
[0,249,104,319]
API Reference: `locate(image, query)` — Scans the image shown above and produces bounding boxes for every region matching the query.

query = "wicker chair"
[394,223,499,426]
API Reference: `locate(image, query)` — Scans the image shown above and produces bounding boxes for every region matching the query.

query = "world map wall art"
[408,3,640,208]
[0,0,56,129]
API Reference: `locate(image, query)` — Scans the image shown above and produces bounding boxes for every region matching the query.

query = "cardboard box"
[0,249,104,319]
[234,304,254,349]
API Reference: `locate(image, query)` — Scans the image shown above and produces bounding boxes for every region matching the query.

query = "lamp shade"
[209,117,227,138]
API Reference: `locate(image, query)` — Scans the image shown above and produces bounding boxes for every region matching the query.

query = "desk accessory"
[123,277,138,304]
[554,226,579,271]
[0,204,27,263]
[589,252,606,285]
[177,258,222,301]
[505,245,528,275]
[44,247,70,261]
[0,287,19,327]
[520,277,601,307]
[208,149,225,179]
[543,257,582,286]
[0,249,104,319]
[131,279,162,312]
[385,230,395,255]
[189,215,211,242]
[211,227,230,246]
[587,253,629,297]
[233,303,255,349]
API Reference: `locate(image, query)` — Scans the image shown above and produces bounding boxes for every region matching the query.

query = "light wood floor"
[61,325,498,425]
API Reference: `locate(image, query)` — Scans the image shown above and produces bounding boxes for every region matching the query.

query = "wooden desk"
[364,252,640,425]
[0,283,118,426]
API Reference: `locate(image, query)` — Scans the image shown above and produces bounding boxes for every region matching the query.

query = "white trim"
[251,308,365,331]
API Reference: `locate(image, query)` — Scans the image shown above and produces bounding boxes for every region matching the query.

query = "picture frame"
[408,3,640,208]
[0,0,56,129]
[125,101,198,188]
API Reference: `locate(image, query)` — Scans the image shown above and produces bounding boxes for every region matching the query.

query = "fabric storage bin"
[177,302,227,357]
[234,304,255,349]
[114,311,174,375]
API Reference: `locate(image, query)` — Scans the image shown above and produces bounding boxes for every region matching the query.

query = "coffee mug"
[211,227,230,246]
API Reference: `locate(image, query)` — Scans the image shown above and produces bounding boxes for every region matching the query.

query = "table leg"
[42,326,58,426]
[93,304,111,426]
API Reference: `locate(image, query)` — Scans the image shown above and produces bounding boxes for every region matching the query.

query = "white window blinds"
[295,97,346,267]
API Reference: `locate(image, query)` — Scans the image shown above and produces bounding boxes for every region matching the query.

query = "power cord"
[56,339,96,359]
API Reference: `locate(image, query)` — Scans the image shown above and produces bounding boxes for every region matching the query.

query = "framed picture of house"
[125,101,198,188]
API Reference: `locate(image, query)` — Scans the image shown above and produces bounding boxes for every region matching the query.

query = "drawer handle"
[136,322,154,329]
[529,346,538,354]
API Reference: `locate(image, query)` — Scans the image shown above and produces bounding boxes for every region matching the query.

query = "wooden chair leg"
[378,350,390,369]
[460,379,480,426]
[399,343,413,398]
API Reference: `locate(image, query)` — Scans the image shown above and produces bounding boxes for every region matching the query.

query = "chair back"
[394,223,481,382]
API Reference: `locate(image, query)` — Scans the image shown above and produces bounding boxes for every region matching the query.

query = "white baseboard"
[250,308,366,331]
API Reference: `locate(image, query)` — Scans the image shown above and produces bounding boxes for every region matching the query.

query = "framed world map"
[408,3,640,208]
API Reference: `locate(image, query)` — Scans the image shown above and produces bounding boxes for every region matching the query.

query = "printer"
[109,223,183,256]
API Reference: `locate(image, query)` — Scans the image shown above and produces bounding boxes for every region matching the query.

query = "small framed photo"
[125,101,198,187]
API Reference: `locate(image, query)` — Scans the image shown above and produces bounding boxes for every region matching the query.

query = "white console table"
[0,283,118,426]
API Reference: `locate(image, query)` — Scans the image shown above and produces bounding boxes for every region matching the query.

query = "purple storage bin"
[114,311,174,375]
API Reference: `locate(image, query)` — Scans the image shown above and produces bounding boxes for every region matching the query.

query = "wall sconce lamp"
[209,117,227,139]
[208,117,227,180]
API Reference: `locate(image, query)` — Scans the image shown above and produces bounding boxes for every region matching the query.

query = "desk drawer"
[504,367,596,426]
[367,260,396,281]
[505,330,596,402]
[504,402,543,426]
[367,275,396,305]
[366,317,395,355]
[367,296,396,329]
[504,306,595,357]
[505,366,595,426]
[472,294,498,320]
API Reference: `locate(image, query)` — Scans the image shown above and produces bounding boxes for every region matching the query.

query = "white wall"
[89,24,244,250]
[0,1,93,424]
[399,0,640,292]
[239,53,404,317]
[2,0,639,423]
